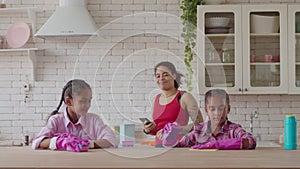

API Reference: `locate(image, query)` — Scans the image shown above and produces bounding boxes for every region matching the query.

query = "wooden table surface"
[0,145,299,169]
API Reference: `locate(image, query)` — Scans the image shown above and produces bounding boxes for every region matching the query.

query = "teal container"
[284,115,297,150]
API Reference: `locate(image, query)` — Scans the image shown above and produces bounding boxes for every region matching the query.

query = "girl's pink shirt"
[32,109,118,149]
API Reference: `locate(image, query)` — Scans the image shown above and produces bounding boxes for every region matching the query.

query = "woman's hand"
[143,121,156,134]
[156,129,163,140]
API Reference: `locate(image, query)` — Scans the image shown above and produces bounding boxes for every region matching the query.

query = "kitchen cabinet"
[288,5,300,94]
[0,7,41,81]
[197,4,288,94]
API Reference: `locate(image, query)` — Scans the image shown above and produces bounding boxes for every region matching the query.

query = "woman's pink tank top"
[152,91,189,146]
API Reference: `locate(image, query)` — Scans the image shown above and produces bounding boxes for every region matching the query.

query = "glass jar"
[222,48,231,63]
[0,36,2,49]
[208,48,217,62]
[250,50,256,62]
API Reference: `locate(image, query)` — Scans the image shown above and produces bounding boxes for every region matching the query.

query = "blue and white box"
[119,124,135,146]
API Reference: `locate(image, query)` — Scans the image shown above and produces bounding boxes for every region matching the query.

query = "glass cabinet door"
[288,5,300,94]
[197,5,242,94]
[242,4,288,94]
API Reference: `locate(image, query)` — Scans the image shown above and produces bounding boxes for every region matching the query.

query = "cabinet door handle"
[239,88,243,92]
[244,88,248,92]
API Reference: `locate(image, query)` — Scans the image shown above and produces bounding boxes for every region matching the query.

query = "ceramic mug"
[272,56,280,62]
[264,54,273,62]
[0,36,2,49]
[250,55,256,62]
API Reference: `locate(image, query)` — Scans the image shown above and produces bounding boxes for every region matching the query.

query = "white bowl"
[205,17,230,28]
[205,0,226,4]
[250,14,279,33]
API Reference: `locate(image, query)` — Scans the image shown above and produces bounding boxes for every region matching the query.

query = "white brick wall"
[0,0,299,145]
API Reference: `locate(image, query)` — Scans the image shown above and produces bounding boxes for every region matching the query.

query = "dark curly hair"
[154,61,184,89]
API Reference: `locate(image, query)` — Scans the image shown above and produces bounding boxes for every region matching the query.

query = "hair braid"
[47,80,73,121]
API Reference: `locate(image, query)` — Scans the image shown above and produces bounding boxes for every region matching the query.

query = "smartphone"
[139,118,152,125]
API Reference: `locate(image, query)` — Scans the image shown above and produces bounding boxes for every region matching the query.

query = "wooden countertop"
[0,145,299,169]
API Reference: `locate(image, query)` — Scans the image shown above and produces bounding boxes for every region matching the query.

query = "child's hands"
[64,135,89,152]
[241,138,249,149]
[191,138,242,150]
[50,133,89,152]
[191,141,219,149]
[162,122,182,147]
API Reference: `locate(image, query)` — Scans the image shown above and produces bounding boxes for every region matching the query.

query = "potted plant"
[180,0,205,91]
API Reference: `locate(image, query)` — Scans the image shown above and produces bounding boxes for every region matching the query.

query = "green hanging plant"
[179,0,205,91]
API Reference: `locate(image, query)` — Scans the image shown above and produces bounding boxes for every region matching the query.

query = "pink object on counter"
[162,122,182,147]
[55,133,89,152]
[121,141,134,147]
[6,22,30,48]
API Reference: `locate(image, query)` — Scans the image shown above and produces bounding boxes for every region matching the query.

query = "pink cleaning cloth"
[162,122,182,147]
[54,133,89,152]
[191,138,242,150]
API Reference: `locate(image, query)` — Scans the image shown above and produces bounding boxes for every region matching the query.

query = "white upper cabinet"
[242,4,288,94]
[197,4,288,94]
[288,5,300,94]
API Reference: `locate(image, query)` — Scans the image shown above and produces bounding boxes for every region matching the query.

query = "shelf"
[250,33,280,37]
[0,7,40,35]
[204,62,235,66]
[0,48,39,81]
[211,83,234,87]
[205,33,235,37]
[0,48,38,52]
[0,7,41,81]
[250,62,280,66]
[0,7,40,13]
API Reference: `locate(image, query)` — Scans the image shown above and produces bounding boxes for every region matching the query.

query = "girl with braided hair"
[32,79,117,151]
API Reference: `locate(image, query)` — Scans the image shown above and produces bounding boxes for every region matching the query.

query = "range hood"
[35,0,98,36]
